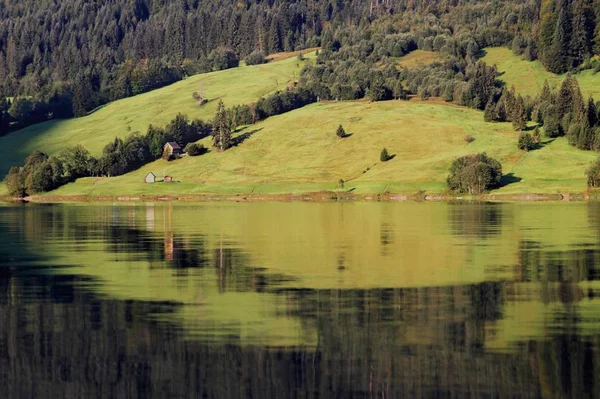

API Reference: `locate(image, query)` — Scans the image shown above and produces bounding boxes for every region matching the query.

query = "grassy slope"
[482,47,600,99]
[0,53,314,177]
[47,100,596,197]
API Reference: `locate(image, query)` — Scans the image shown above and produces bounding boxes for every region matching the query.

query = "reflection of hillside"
[2,203,600,357]
[0,267,598,397]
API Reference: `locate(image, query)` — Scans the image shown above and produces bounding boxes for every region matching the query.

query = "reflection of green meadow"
[8,202,600,349]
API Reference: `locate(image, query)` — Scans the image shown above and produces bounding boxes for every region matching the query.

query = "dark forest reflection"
[0,202,599,398]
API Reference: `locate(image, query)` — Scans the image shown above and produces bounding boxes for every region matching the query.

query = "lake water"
[0,202,599,398]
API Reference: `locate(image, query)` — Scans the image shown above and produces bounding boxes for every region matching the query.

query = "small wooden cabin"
[144,172,156,183]
[164,142,182,157]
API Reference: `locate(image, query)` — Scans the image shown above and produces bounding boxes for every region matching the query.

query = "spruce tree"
[212,100,232,151]
[587,96,598,127]
[512,96,527,131]
[380,148,390,162]
[570,0,594,66]
[540,80,553,104]
[548,2,572,73]
[336,124,346,138]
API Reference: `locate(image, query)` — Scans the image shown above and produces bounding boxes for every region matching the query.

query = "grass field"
[40,100,596,198]
[481,47,600,99]
[396,50,441,70]
[0,52,315,176]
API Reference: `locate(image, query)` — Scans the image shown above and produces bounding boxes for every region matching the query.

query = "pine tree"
[212,100,232,151]
[336,124,346,138]
[540,80,553,104]
[570,0,594,66]
[556,75,584,120]
[587,96,598,127]
[548,2,572,73]
[268,17,282,54]
[380,148,390,162]
[512,96,527,131]
[484,99,499,122]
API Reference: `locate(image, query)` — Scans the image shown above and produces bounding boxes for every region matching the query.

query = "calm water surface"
[0,202,599,398]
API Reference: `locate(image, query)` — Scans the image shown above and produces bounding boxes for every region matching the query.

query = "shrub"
[184,143,206,156]
[192,92,208,106]
[532,127,541,143]
[336,124,346,138]
[464,135,475,143]
[380,148,391,162]
[4,166,27,197]
[245,50,267,66]
[518,132,535,151]
[447,153,502,194]
[587,157,600,188]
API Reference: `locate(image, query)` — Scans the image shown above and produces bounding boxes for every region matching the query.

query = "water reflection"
[0,202,599,397]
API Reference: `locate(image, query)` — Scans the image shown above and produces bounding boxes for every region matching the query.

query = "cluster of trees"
[224,87,317,127]
[447,153,503,195]
[537,0,600,74]
[531,77,600,150]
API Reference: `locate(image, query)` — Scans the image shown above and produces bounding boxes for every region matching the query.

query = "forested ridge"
[0,0,599,131]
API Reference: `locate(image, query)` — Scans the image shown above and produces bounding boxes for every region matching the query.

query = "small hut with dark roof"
[163,142,182,157]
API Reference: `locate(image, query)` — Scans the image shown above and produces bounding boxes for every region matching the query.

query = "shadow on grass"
[498,173,522,188]
[475,49,488,60]
[528,138,555,151]
[339,133,353,138]
[232,128,263,147]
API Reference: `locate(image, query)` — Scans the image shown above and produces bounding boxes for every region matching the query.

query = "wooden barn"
[144,172,156,183]
[164,142,182,158]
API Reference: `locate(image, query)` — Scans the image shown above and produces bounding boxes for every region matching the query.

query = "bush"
[380,148,391,162]
[518,132,535,151]
[336,124,346,138]
[184,143,206,156]
[245,50,267,66]
[587,157,600,188]
[4,166,26,197]
[447,153,502,194]
[192,92,208,106]
[464,135,475,143]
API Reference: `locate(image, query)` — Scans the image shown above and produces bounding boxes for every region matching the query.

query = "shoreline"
[1,191,592,204]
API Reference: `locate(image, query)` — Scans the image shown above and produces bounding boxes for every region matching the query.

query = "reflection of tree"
[449,202,504,238]
[518,240,600,284]
[379,222,393,256]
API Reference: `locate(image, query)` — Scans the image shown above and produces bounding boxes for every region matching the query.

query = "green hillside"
[41,100,596,198]
[482,47,600,99]
[0,53,314,176]
[2,48,599,200]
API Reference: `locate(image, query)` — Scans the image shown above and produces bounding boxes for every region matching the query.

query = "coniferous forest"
[0,0,599,134]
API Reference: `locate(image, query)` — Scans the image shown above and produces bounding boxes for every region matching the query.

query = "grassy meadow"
[0,53,315,177]
[481,47,600,99]
[396,50,441,70]
[43,100,596,198]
